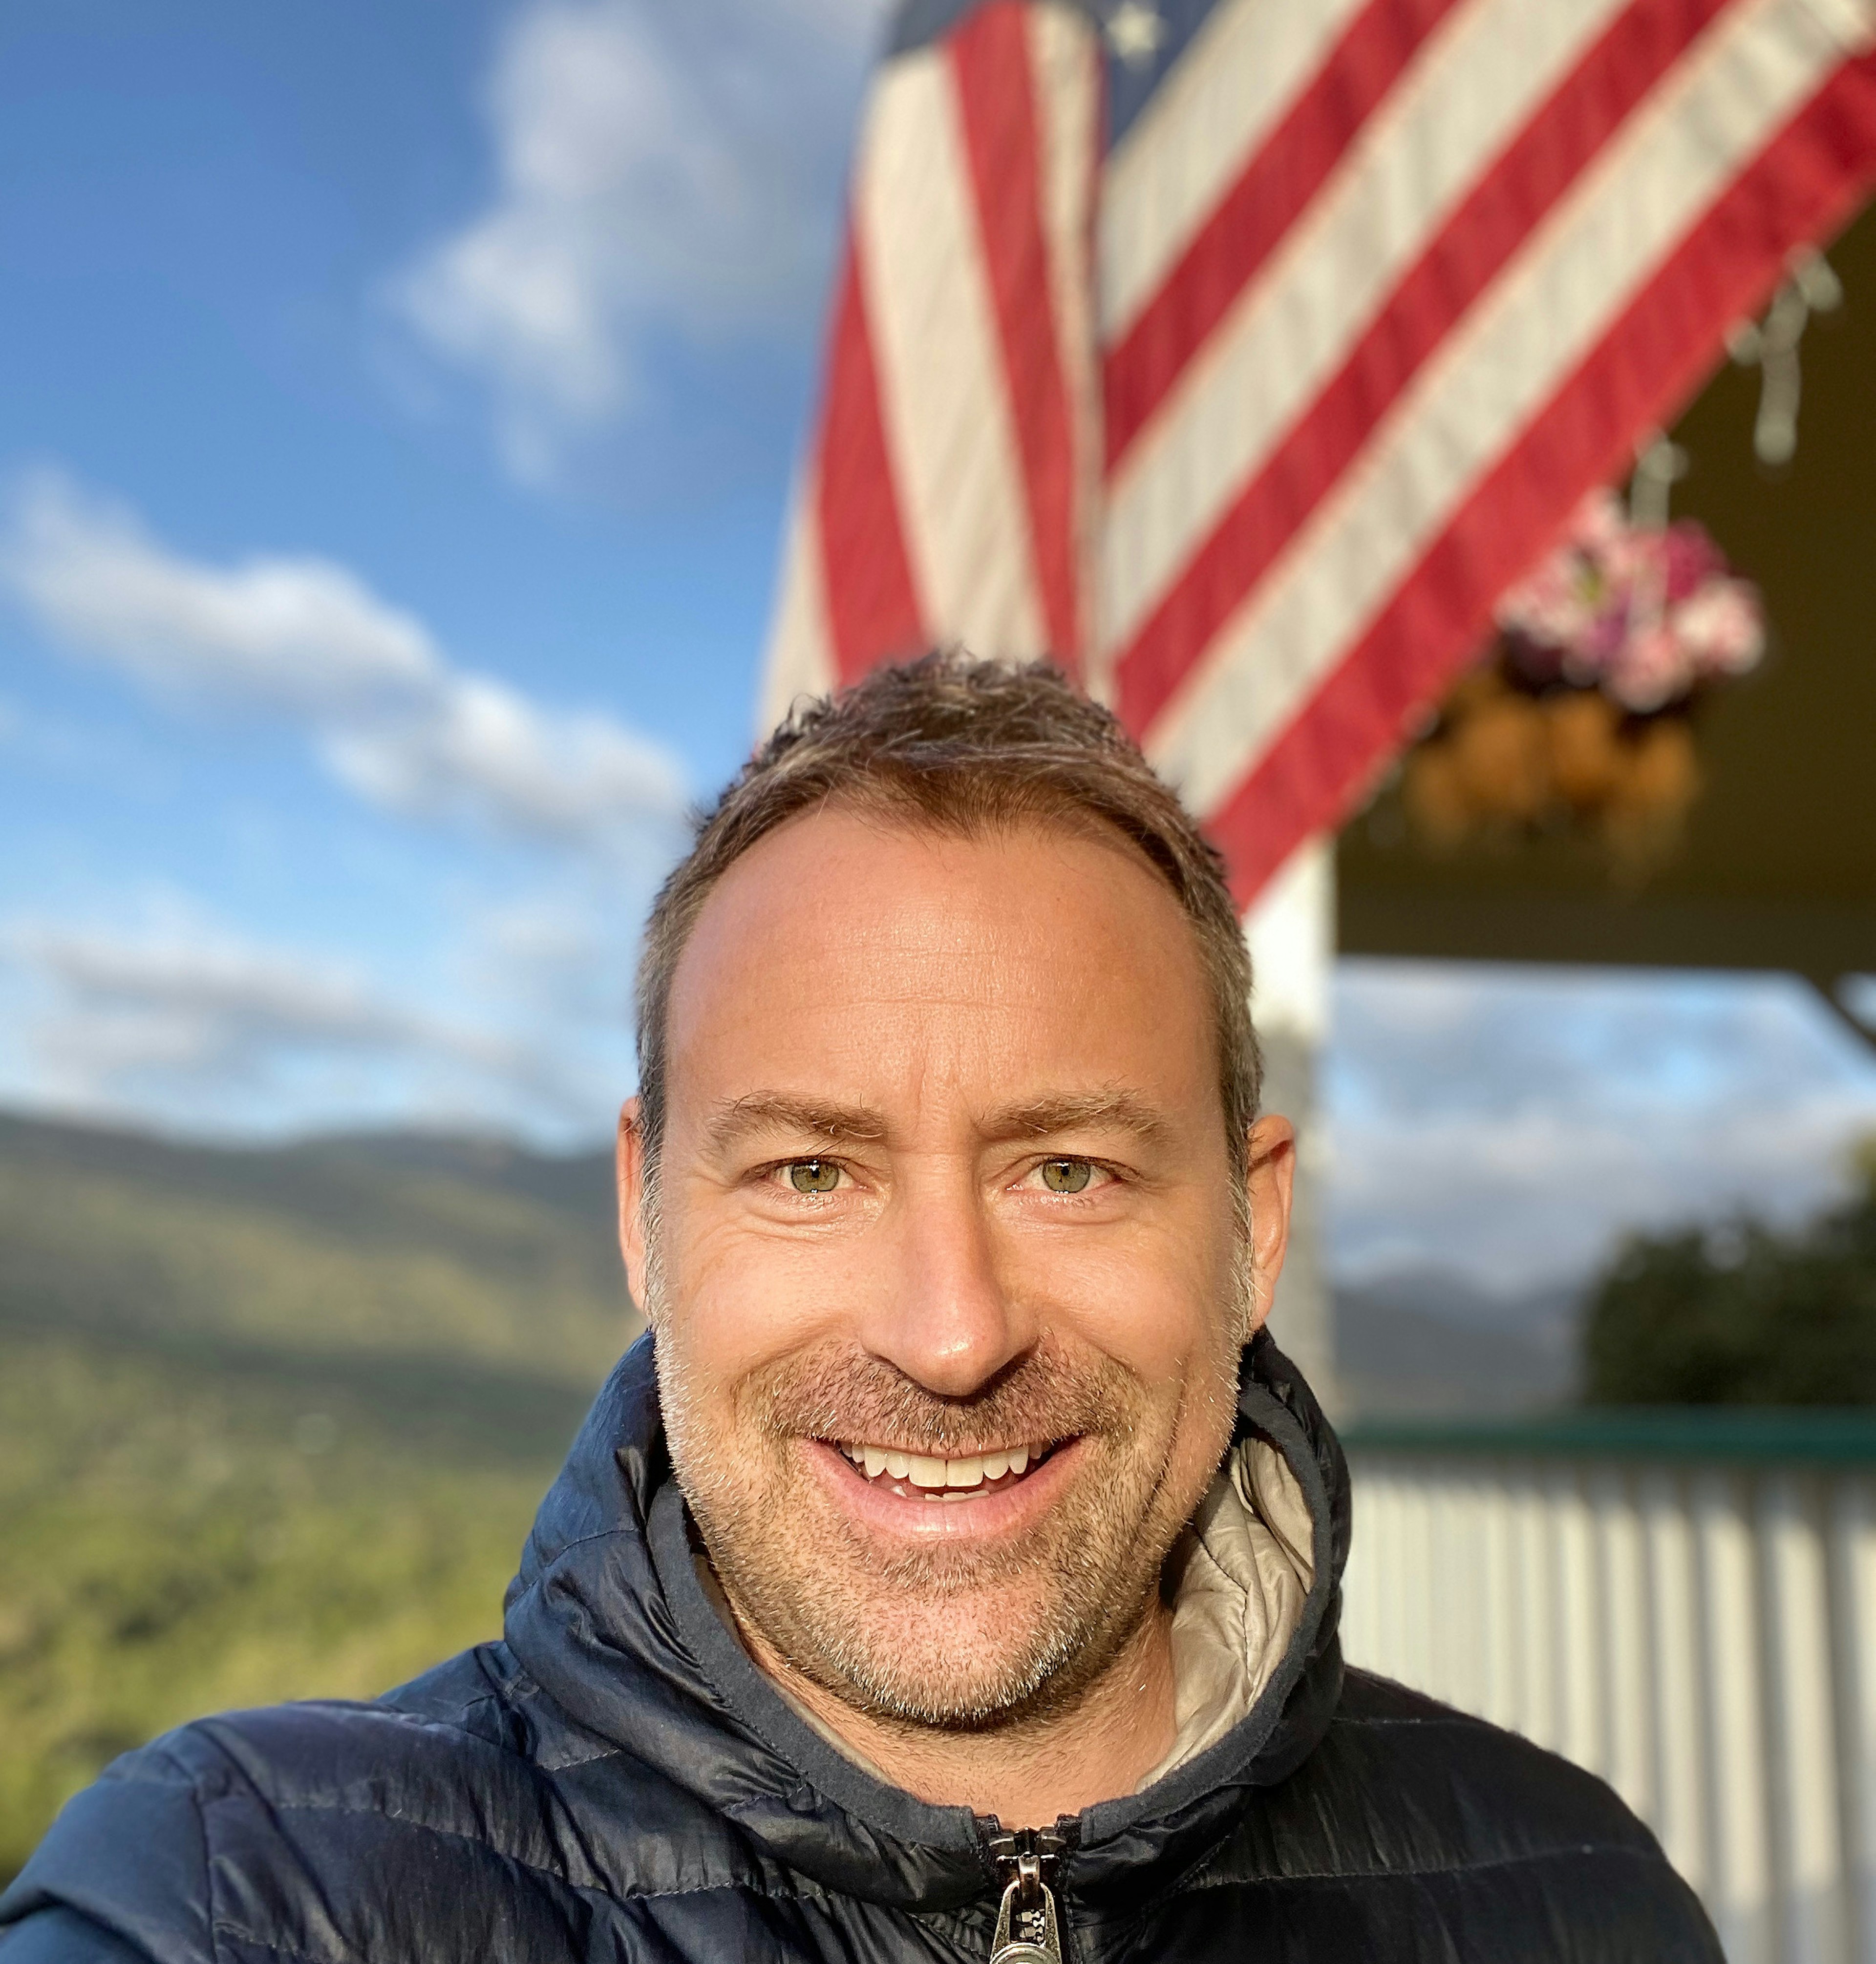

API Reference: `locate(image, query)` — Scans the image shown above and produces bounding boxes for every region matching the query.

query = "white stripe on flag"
[1802,0,1876,51]
[1145,0,1854,817]
[1099,0,1371,341]
[1103,0,1637,658]
[854,50,1045,661]
[1028,3,1104,680]
[758,462,836,736]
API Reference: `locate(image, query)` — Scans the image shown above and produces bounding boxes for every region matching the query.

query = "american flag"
[761,0,1876,908]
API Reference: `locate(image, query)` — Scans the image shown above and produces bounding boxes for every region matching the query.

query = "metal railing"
[1341,1413,1876,1964]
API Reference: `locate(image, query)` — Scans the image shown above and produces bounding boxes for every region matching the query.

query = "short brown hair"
[634,652,1259,1177]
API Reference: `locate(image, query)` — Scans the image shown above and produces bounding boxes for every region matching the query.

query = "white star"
[1105,0,1167,67]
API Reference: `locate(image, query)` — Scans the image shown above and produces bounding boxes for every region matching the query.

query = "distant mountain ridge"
[1334,1265,1580,1418]
[0,1108,636,1446]
[0,1109,617,1234]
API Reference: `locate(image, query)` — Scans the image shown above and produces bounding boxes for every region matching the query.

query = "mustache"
[742,1337,1142,1457]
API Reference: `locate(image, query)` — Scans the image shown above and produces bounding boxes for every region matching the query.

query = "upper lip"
[819,1436,1065,1457]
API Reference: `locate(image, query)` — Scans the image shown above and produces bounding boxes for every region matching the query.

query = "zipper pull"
[983,1825,1067,1964]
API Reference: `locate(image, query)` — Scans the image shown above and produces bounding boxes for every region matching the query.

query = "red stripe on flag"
[1103,0,1466,470]
[1203,54,1876,907]
[1116,0,1729,736]
[951,2,1083,668]
[816,233,927,682]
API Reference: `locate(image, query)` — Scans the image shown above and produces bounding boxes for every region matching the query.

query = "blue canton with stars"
[885,0,1226,144]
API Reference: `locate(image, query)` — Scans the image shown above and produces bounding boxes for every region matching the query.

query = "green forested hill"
[0,1112,640,1881]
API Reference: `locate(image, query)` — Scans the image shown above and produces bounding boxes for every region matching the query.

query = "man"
[1,655,1717,1961]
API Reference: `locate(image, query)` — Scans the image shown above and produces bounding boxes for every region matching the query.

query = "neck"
[728,1593,1181,1826]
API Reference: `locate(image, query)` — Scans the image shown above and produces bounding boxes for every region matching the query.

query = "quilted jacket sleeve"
[0,1909,163,1964]
[0,1746,213,1964]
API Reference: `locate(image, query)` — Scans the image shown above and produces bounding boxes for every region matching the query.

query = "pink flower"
[1670,579,1765,677]
[1608,622,1693,712]
[1568,489,1628,554]
[1598,524,1662,601]
[1491,484,1763,710]
[1663,521,1725,602]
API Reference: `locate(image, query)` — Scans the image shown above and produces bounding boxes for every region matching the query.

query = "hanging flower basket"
[1401,489,1766,871]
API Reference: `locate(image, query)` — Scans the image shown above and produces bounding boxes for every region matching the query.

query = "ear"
[1243,1115,1296,1338]
[616,1098,652,1317]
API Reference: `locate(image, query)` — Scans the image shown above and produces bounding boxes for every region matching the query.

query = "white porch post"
[1242,835,1338,1412]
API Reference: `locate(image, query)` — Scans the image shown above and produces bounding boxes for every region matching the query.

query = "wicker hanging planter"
[1401,490,1765,873]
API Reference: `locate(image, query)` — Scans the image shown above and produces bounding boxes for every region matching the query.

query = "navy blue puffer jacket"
[0,1332,1720,1962]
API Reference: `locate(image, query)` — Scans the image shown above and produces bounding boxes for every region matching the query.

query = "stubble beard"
[648,1219,1251,1733]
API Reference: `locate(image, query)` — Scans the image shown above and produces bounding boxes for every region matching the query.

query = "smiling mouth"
[826,1439,1064,1502]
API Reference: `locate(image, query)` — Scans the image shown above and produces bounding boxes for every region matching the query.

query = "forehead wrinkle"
[701,1092,891,1159]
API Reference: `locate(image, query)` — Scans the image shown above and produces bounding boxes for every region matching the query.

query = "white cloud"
[0,470,686,849]
[15,921,460,1062]
[319,673,678,839]
[4,472,435,717]
[2,911,516,1121]
[0,859,662,1143]
[1324,961,1876,1294]
[392,0,885,479]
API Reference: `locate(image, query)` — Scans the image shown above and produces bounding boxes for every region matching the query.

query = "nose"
[856,1160,1034,1398]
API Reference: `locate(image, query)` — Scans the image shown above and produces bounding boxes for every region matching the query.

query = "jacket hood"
[501,1328,1349,1919]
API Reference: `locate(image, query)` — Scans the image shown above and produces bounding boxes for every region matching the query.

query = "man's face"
[621,808,1290,1729]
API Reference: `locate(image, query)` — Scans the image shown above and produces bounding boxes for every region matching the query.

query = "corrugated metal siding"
[1343,1432,1876,1964]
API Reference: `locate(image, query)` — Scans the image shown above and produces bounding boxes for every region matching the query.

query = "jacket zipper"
[979,1820,1072,1963]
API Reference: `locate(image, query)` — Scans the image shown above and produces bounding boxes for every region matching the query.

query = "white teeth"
[842,1442,1044,1486]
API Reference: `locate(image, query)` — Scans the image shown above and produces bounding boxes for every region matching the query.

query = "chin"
[810,1626,1070,1729]
[780,1567,1128,1731]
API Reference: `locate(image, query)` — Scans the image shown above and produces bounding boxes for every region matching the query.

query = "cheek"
[1036,1232,1244,1494]
[657,1205,856,1401]
[1028,1221,1239,1389]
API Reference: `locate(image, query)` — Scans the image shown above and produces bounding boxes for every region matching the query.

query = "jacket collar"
[503,1329,1348,1916]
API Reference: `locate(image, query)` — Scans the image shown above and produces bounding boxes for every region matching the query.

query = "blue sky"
[1,0,1872,1293]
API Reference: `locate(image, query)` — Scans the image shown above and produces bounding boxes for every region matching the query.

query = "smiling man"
[1,655,1717,1962]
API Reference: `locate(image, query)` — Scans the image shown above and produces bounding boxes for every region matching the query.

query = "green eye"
[1040,1158,1092,1194]
[788,1160,841,1194]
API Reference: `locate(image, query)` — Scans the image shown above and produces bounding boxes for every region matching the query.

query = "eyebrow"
[702,1093,891,1159]
[699,1088,1172,1161]
[979,1091,1171,1149]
